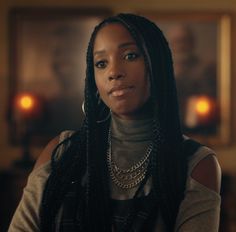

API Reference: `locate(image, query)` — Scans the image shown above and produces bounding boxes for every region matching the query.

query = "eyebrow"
[93,42,137,57]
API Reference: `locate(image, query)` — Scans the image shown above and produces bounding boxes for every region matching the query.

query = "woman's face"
[93,23,151,120]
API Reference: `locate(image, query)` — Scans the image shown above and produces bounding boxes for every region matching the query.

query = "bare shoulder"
[191,153,221,193]
[33,136,59,170]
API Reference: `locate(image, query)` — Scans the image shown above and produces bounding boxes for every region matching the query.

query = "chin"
[112,107,148,120]
[109,98,151,119]
[111,108,134,119]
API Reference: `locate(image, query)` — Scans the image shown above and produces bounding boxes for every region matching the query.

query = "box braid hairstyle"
[40,13,189,231]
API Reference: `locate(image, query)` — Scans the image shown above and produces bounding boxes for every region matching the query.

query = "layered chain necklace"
[107,129,153,189]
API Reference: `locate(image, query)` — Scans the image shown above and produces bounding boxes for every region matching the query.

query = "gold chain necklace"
[107,129,153,189]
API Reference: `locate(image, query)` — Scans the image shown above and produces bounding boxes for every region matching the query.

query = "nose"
[108,61,125,81]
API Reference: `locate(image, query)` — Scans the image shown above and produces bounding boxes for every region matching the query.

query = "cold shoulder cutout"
[191,154,221,193]
[33,130,75,171]
[33,136,59,170]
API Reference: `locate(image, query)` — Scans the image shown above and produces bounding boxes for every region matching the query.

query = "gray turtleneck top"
[9,115,221,231]
[109,114,153,200]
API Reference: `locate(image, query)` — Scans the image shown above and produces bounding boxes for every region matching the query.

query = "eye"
[94,60,107,69]
[124,52,140,61]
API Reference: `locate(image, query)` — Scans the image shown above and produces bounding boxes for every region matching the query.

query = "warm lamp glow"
[19,95,34,110]
[185,95,217,128]
[196,98,211,115]
[14,93,39,116]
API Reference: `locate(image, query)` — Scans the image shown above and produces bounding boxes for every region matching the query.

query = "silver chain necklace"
[107,129,153,189]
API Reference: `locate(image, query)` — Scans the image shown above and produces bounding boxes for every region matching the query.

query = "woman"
[9,13,221,231]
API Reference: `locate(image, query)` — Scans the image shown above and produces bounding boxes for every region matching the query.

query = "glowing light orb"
[196,98,211,115]
[20,95,34,110]
[16,94,36,112]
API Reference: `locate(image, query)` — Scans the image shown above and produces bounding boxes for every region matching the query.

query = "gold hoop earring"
[81,101,111,123]
[96,108,111,123]
[82,101,85,115]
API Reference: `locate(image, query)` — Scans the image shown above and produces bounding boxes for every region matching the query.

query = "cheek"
[95,77,108,102]
[146,77,151,96]
[140,72,150,97]
[143,82,151,104]
[94,73,103,92]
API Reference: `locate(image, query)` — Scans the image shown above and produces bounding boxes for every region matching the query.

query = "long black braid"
[40,13,188,231]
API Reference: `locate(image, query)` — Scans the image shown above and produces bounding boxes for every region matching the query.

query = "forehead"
[93,23,137,52]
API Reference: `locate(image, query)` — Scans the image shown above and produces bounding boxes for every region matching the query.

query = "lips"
[109,86,134,97]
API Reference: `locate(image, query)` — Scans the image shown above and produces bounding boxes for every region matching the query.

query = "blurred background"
[0,0,236,231]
